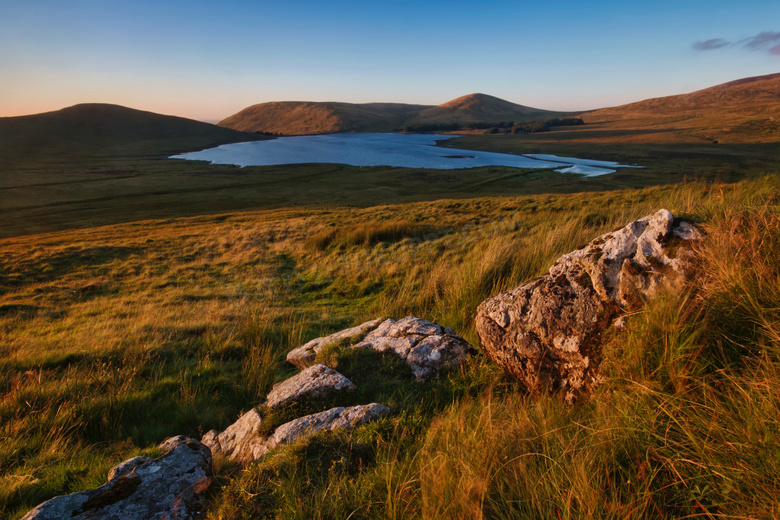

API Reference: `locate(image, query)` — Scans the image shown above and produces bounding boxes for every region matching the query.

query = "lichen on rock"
[476,209,702,402]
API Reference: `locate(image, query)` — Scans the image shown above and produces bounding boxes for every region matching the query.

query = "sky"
[1,0,779,122]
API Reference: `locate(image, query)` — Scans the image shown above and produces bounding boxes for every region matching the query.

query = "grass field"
[3,110,780,518]
[2,169,780,518]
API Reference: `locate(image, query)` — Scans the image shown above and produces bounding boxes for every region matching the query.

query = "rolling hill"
[0,103,266,164]
[580,72,780,143]
[404,93,567,127]
[218,101,430,135]
[218,94,565,135]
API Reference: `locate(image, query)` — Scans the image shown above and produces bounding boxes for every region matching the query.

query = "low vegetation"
[2,173,780,518]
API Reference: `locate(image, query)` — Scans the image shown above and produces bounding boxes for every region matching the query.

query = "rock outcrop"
[22,436,211,520]
[266,364,356,409]
[287,316,475,381]
[476,209,702,401]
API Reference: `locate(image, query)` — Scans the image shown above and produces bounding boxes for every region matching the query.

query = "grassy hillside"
[219,101,430,135]
[2,176,779,518]
[406,93,567,126]
[580,72,780,143]
[0,103,266,167]
[218,94,565,135]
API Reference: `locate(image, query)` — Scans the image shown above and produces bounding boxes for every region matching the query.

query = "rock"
[265,364,356,409]
[260,403,391,457]
[286,318,385,368]
[476,209,701,401]
[288,316,475,381]
[201,408,266,465]
[22,436,211,520]
[351,317,475,380]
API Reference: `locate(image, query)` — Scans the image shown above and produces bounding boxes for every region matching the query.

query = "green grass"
[3,173,780,518]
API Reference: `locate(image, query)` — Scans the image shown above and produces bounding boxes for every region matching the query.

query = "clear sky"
[1,0,779,122]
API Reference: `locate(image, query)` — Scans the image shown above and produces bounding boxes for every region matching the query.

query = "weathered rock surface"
[352,317,473,380]
[22,436,211,520]
[261,403,391,456]
[476,209,702,401]
[202,408,266,465]
[203,403,390,465]
[288,316,474,381]
[287,318,385,368]
[265,364,356,409]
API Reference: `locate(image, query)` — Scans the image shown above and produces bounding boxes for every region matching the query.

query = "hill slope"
[219,94,565,135]
[581,72,780,143]
[0,103,265,163]
[405,93,567,126]
[219,101,431,135]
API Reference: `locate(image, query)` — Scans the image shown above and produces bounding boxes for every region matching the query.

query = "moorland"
[2,72,780,519]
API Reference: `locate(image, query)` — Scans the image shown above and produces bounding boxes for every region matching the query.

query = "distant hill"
[219,94,565,135]
[0,103,266,163]
[581,72,780,143]
[219,102,431,135]
[405,93,566,127]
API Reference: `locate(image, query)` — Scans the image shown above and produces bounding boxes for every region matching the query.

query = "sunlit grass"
[2,176,780,518]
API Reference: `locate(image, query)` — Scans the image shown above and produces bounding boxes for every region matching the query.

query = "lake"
[171,133,640,176]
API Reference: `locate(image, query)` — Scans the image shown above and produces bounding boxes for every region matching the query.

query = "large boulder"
[265,364,356,409]
[288,316,475,381]
[22,436,211,520]
[476,209,702,401]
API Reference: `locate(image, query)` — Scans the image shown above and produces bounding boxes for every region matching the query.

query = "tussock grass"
[2,176,780,518]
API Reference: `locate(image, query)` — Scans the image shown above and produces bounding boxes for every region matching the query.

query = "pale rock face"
[265,364,356,409]
[287,316,474,381]
[286,318,385,369]
[22,436,211,520]
[261,403,391,456]
[350,317,475,381]
[476,209,702,402]
[201,408,266,465]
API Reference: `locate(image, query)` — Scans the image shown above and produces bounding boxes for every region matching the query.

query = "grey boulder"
[288,316,475,381]
[22,436,211,520]
[265,364,356,409]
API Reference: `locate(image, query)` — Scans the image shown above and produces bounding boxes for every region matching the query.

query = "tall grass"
[3,176,780,518]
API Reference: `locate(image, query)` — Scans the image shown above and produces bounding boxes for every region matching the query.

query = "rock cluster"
[22,436,211,520]
[476,209,702,401]
[24,316,470,519]
[287,316,475,381]
[204,316,473,465]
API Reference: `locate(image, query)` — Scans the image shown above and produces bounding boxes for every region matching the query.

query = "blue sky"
[1,0,779,121]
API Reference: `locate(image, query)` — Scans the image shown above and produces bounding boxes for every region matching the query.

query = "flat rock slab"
[265,364,356,409]
[23,436,211,520]
[287,316,475,381]
[287,318,385,368]
[476,209,702,401]
[260,403,391,456]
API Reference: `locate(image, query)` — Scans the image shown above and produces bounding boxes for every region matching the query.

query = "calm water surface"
[171,133,640,176]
